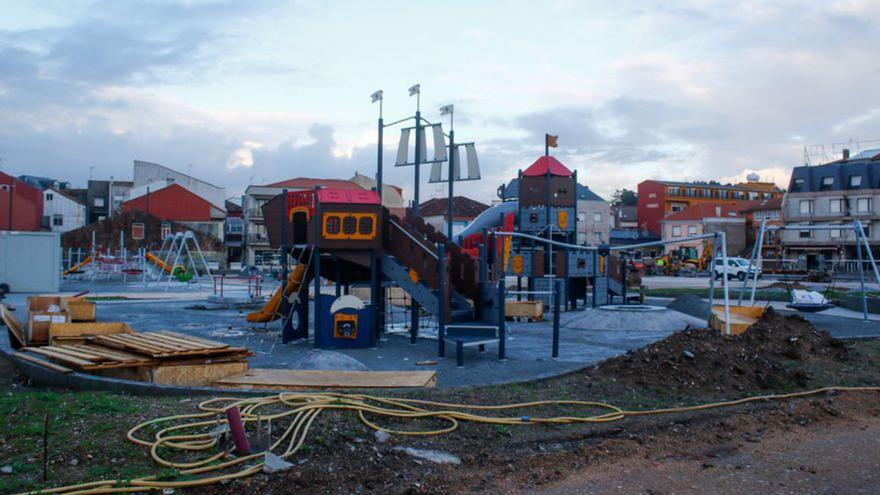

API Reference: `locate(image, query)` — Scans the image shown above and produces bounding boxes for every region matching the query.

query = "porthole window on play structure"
[358,216,373,235]
[325,216,341,235]
[322,213,377,240]
[342,216,357,235]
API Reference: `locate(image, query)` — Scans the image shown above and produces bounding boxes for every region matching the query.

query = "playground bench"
[443,323,501,367]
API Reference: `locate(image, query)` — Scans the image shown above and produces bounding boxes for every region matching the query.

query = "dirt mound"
[590,308,852,394]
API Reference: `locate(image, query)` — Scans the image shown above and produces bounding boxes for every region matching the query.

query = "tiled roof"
[418,196,489,218]
[522,156,574,177]
[266,177,364,189]
[735,197,782,212]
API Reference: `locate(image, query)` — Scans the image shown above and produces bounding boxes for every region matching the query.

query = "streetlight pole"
[441,104,455,240]
[411,84,422,217]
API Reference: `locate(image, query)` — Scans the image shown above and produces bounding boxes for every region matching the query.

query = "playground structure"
[62,230,213,288]
[245,150,736,360]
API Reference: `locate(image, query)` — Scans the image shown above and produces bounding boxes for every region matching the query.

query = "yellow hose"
[17,386,880,495]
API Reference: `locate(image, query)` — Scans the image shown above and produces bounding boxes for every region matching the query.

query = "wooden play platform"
[710,305,767,335]
[213,368,437,390]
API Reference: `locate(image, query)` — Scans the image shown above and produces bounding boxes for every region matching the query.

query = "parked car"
[713,257,762,281]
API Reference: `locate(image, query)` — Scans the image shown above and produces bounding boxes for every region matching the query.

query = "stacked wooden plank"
[21,330,251,386]
[91,331,250,361]
[25,344,155,370]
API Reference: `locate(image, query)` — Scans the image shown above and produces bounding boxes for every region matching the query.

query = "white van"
[713,257,762,281]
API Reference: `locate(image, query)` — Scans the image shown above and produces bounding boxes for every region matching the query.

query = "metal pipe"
[707,233,717,321]
[855,225,869,322]
[749,222,766,305]
[552,279,561,359]
[720,231,731,335]
[438,243,446,358]
[738,219,766,306]
[855,220,880,286]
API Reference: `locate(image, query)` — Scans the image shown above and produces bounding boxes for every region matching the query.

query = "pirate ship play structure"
[246,153,636,364]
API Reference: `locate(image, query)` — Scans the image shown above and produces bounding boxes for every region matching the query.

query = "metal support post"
[552,279,561,359]
[708,233,717,321]
[855,225,869,322]
[720,231,731,335]
[498,279,506,361]
[438,243,446,358]
[738,219,765,306]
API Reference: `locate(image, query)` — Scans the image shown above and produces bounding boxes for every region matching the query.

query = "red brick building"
[121,183,225,238]
[637,179,780,235]
[0,172,44,231]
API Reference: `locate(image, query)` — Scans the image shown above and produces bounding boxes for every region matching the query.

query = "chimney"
[843,148,850,160]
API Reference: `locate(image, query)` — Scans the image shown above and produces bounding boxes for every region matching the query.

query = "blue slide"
[455,200,518,244]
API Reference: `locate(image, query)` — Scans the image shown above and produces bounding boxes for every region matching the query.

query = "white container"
[0,231,61,293]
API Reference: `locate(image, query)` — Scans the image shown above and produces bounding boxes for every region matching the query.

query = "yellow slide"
[145,252,174,274]
[246,263,309,323]
[63,256,93,276]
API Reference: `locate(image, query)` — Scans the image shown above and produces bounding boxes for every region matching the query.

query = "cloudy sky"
[1,0,879,204]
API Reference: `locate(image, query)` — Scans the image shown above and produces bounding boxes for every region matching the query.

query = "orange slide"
[145,252,174,274]
[63,256,93,276]
[246,263,309,323]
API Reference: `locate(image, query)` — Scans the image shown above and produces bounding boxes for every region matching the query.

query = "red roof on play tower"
[522,156,574,177]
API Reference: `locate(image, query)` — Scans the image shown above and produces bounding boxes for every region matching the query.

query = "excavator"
[246,249,312,323]
[680,241,714,272]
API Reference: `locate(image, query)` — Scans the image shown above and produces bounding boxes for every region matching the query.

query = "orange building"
[638,179,780,235]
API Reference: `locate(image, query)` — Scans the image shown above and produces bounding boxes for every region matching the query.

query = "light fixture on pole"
[372,89,384,203]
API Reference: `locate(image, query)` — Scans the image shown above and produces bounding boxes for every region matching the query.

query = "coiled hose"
[17,386,880,495]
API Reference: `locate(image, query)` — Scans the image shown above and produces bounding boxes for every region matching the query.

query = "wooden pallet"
[1,304,25,349]
[213,369,437,390]
[24,344,157,370]
[90,331,249,359]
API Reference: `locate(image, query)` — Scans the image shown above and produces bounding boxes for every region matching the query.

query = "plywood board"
[152,361,248,387]
[50,322,133,338]
[62,298,96,322]
[506,300,544,320]
[14,351,73,374]
[214,368,437,390]
[1,304,26,348]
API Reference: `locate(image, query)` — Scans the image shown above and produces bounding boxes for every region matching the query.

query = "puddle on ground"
[180,322,206,329]
[206,326,250,338]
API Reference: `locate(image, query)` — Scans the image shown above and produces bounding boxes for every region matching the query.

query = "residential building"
[660,203,745,259]
[86,179,133,224]
[224,199,244,267]
[496,178,613,244]
[18,175,71,191]
[120,183,225,238]
[418,196,489,236]
[735,197,783,258]
[0,172,44,231]
[638,178,780,235]
[132,160,226,215]
[780,148,880,270]
[42,187,86,233]
[611,204,638,229]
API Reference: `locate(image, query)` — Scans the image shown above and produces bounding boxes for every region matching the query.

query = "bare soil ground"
[4,311,880,494]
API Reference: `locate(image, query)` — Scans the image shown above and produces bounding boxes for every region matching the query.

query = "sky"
[1,0,879,204]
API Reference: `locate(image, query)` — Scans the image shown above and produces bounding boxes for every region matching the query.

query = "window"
[829,198,843,214]
[770,210,780,219]
[857,198,872,213]
[671,225,682,237]
[52,215,63,226]
[325,215,341,235]
[792,179,804,192]
[160,223,172,240]
[131,222,145,240]
[863,224,871,238]
[358,216,373,235]
[755,211,763,220]
[799,229,811,239]
[592,212,602,222]
[577,213,586,222]
[820,176,834,190]
[342,216,357,235]
[799,200,813,214]
[830,227,843,239]
[0,185,8,191]
[850,175,862,188]
[46,193,54,201]
[687,225,697,235]
[94,197,105,207]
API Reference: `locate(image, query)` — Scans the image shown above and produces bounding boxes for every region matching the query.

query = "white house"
[42,187,86,232]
